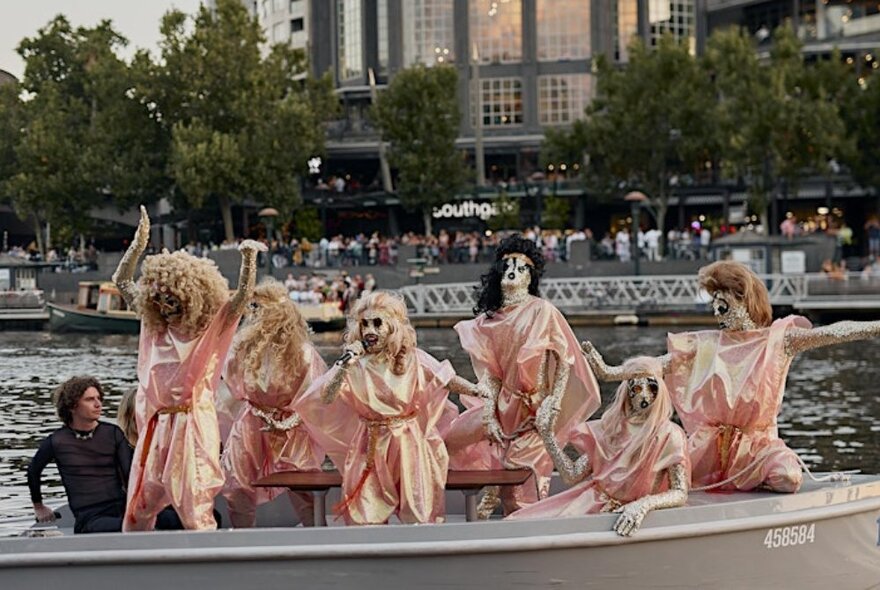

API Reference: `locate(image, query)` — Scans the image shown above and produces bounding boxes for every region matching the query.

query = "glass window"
[402,0,455,66]
[337,0,364,79]
[649,0,696,53]
[472,77,523,127]
[291,18,304,33]
[616,0,639,63]
[378,0,389,72]
[536,0,590,61]
[470,0,522,64]
[290,0,302,10]
[537,74,592,125]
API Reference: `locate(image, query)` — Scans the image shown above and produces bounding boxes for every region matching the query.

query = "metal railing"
[399,273,824,315]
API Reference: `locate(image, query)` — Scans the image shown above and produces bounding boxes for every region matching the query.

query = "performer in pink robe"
[584,261,880,493]
[221,280,328,527]
[444,235,601,516]
[297,291,477,525]
[113,206,264,530]
[510,357,689,537]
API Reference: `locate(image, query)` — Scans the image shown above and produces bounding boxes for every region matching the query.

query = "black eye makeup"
[372,318,382,328]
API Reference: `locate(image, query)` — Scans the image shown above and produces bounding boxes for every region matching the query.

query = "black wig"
[473,234,545,316]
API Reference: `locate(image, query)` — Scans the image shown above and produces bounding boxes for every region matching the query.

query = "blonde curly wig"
[136,250,230,338]
[344,291,416,376]
[229,279,310,392]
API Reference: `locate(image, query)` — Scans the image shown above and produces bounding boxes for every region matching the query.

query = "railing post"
[415,284,426,315]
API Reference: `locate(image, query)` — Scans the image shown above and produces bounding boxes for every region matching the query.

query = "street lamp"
[258,207,279,274]
[625,191,647,276]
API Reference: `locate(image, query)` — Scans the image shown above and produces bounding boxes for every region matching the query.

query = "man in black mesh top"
[27,376,181,534]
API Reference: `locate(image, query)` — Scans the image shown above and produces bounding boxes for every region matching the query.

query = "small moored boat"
[47,282,139,334]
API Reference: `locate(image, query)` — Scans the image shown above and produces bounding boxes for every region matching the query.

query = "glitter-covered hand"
[480,377,504,445]
[612,463,688,536]
[230,239,268,317]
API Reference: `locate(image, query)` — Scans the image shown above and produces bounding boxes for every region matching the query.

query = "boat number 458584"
[763,524,815,549]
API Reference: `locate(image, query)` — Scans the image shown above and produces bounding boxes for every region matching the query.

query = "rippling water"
[2,326,878,531]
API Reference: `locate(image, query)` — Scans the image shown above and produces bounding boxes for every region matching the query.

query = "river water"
[2,326,879,533]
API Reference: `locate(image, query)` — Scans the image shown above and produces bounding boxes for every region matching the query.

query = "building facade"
[298,0,699,236]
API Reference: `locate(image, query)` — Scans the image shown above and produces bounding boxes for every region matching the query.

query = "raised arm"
[228,239,268,318]
[785,321,880,356]
[613,463,688,537]
[581,341,671,381]
[112,205,150,312]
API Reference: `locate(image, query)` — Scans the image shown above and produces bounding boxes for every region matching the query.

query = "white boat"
[1,474,879,589]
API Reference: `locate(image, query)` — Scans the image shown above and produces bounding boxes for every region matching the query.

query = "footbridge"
[399,273,880,317]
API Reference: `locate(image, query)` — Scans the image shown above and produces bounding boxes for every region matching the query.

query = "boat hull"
[47,303,140,334]
[2,476,879,589]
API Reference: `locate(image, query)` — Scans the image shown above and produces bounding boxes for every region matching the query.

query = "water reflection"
[2,327,878,527]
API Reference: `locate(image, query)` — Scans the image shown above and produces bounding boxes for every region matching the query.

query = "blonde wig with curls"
[599,356,673,464]
[230,279,311,392]
[344,291,416,376]
[698,261,773,328]
[135,250,230,338]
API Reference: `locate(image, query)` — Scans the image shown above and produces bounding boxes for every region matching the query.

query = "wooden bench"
[255,469,531,525]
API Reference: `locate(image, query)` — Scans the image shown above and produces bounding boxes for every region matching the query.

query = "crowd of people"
[282,270,376,310]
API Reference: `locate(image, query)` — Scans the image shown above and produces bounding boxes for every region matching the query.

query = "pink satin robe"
[220,343,328,523]
[124,302,240,531]
[665,315,811,491]
[297,348,455,524]
[446,296,602,504]
[508,419,689,519]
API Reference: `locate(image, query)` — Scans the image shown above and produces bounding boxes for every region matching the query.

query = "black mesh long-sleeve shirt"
[27,422,133,515]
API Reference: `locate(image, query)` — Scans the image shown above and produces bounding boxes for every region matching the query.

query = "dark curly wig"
[473,234,545,316]
[53,376,104,425]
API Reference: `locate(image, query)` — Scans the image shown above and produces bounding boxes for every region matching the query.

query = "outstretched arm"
[112,205,150,313]
[785,321,880,356]
[613,463,688,537]
[229,239,267,318]
[447,375,480,397]
[581,341,671,380]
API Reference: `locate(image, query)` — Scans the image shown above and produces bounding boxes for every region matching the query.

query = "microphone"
[336,340,368,365]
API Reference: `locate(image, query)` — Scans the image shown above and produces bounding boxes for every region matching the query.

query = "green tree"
[149,0,334,242]
[542,195,571,230]
[705,26,848,231]
[0,17,163,254]
[546,35,714,254]
[291,206,323,241]
[488,191,521,231]
[372,64,466,235]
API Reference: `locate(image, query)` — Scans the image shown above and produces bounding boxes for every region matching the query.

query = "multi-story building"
[302,0,698,236]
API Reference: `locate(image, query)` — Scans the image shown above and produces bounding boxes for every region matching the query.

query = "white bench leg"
[313,490,328,526]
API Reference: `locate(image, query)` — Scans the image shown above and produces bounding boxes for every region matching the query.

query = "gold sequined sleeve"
[228,239,265,318]
[785,321,880,356]
[447,375,479,397]
[581,341,668,381]
[112,205,150,313]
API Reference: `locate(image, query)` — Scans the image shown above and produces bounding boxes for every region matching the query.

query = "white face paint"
[501,255,532,294]
[626,377,659,416]
[359,311,391,353]
[711,290,756,331]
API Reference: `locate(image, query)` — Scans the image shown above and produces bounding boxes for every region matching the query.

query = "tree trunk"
[656,201,668,260]
[31,216,45,259]
[422,207,433,237]
[219,194,235,243]
[186,209,196,245]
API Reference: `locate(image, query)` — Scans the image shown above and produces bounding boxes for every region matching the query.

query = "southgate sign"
[432,200,497,221]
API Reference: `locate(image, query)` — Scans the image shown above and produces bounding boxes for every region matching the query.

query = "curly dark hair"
[53,376,104,425]
[473,234,545,316]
